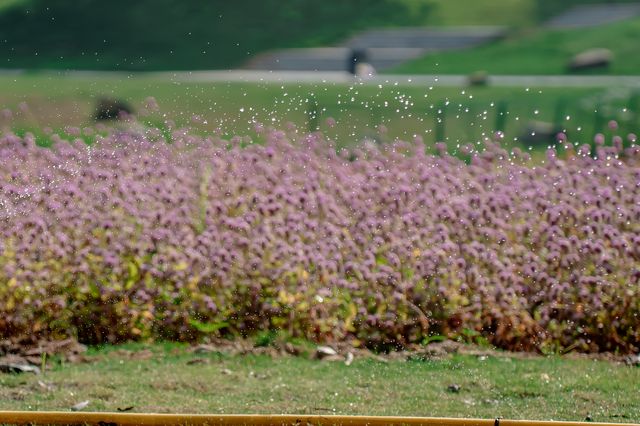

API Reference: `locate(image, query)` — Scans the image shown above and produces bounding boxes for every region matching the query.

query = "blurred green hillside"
[0,0,636,71]
[394,15,640,75]
[0,0,579,71]
[0,0,430,71]
[535,0,640,21]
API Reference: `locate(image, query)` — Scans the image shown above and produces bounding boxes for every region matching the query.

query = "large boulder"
[567,48,613,72]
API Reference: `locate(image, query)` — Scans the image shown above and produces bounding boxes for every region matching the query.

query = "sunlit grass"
[394,17,640,75]
[420,0,536,27]
[0,343,638,422]
[1,74,636,151]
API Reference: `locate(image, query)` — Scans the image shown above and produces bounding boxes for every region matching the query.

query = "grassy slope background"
[0,0,433,71]
[394,16,640,75]
[2,74,638,151]
[0,0,623,72]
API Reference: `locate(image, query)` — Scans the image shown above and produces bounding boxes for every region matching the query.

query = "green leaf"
[188,319,229,334]
[422,334,447,345]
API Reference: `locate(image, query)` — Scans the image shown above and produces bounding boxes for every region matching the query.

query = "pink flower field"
[1,120,639,354]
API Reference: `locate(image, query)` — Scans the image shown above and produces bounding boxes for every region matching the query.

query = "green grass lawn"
[1,74,638,153]
[0,343,638,422]
[393,17,640,76]
[423,0,535,27]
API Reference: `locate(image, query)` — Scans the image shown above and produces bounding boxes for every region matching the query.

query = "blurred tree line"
[0,0,634,71]
[0,0,431,70]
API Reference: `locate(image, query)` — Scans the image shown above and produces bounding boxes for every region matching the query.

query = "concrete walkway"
[545,2,640,28]
[166,71,640,88]
[244,47,427,72]
[6,69,639,88]
[245,27,506,72]
[247,3,640,72]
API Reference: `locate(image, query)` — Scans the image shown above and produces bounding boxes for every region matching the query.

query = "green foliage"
[421,334,447,345]
[187,319,230,335]
[40,352,47,375]
[457,328,492,348]
[253,330,280,348]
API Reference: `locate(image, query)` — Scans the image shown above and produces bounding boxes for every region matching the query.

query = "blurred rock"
[409,340,463,360]
[70,400,90,411]
[0,339,89,368]
[624,354,640,366]
[191,344,219,354]
[345,352,354,366]
[468,70,489,86]
[568,48,613,72]
[24,338,87,359]
[320,354,345,362]
[94,97,133,120]
[248,370,268,379]
[283,342,301,356]
[447,384,462,393]
[112,349,153,360]
[315,345,338,359]
[0,355,41,374]
[521,121,563,145]
[355,62,376,78]
[37,380,55,391]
